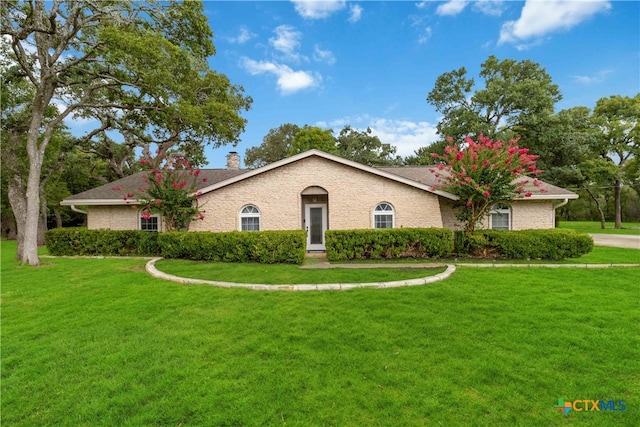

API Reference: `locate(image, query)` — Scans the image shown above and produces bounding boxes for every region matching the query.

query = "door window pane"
[310,207,323,244]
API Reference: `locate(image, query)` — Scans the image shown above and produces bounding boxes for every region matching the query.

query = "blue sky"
[197,0,638,168]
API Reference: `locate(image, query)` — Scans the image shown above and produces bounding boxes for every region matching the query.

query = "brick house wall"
[439,199,556,231]
[189,156,444,232]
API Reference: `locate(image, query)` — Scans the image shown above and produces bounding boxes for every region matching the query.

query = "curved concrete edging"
[145,257,457,291]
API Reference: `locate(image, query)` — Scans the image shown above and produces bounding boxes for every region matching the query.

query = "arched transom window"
[373,202,394,229]
[490,203,511,230]
[240,205,260,231]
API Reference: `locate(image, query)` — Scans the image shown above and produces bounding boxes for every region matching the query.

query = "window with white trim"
[490,203,511,230]
[240,205,260,231]
[373,202,394,229]
[140,215,159,232]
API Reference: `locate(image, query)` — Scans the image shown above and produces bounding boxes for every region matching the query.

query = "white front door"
[305,204,327,251]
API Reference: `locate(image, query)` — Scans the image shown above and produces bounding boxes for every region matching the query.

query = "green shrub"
[158,230,306,264]
[325,228,453,261]
[456,229,593,260]
[45,228,160,256]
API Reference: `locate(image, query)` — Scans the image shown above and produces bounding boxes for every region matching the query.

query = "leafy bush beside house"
[45,228,160,256]
[158,230,306,264]
[326,228,454,261]
[45,228,306,264]
[455,229,594,260]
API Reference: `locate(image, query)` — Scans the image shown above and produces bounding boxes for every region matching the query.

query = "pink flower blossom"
[202,178,208,183]
[112,185,122,191]
[456,152,463,161]
[524,192,532,197]
[154,199,162,205]
[466,201,473,207]
[471,164,478,170]
[483,190,490,197]
[141,211,152,219]
[126,192,134,198]
[482,160,489,167]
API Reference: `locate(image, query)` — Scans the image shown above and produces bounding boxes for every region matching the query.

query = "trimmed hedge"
[158,230,306,264]
[455,229,594,260]
[45,228,160,256]
[45,228,306,264]
[325,228,453,261]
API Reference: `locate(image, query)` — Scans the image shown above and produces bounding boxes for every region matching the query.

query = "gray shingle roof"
[61,151,577,205]
[61,169,249,204]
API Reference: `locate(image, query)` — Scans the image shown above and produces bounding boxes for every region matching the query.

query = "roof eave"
[60,199,142,206]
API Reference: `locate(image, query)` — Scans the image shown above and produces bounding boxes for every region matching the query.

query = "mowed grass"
[155,259,446,284]
[2,241,639,426]
[559,220,640,235]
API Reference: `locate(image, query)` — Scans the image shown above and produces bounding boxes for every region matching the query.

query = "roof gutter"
[70,205,88,215]
[553,198,569,228]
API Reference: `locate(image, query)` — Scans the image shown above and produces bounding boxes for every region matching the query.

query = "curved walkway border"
[145,258,640,291]
[145,258,457,291]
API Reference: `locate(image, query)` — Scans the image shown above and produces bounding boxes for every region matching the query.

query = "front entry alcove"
[301,186,328,251]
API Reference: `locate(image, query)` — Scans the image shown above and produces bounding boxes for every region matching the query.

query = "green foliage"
[325,228,453,261]
[45,228,159,256]
[158,230,306,264]
[455,229,594,260]
[426,55,561,144]
[336,126,401,166]
[244,123,300,168]
[288,125,338,156]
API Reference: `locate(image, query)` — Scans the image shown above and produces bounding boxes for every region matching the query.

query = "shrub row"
[325,228,454,261]
[45,228,307,264]
[45,228,160,256]
[455,229,593,260]
[158,230,306,264]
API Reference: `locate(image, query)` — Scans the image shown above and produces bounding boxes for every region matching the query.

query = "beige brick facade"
[84,155,561,234]
[88,206,165,231]
[439,199,556,231]
[190,156,444,232]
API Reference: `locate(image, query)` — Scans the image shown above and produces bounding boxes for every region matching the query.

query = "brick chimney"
[226,151,241,170]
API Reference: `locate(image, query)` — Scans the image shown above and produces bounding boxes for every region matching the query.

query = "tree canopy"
[1,0,252,265]
[426,55,561,146]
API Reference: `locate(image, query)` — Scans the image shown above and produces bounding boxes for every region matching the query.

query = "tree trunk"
[7,178,27,261]
[614,179,622,229]
[585,187,606,229]
[38,192,48,246]
[54,208,63,228]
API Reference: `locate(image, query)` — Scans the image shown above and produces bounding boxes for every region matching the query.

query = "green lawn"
[559,220,640,235]
[2,241,639,426]
[156,259,446,284]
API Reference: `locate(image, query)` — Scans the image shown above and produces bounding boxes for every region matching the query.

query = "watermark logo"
[555,398,626,416]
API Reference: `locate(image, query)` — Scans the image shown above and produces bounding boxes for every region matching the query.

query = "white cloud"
[227,26,256,44]
[269,25,303,58]
[499,0,611,45]
[436,1,469,16]
[570,69,613,84]
[418,26,433,44]
[472,0,505,17]
[349,4,363,23]
[241,57,320,95]
[313,45,336,65]
[291,0,346,19]
[320,115,439,157]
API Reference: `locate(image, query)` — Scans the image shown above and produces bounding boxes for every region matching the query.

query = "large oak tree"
[1,0,251,265]
[426,55,561,147]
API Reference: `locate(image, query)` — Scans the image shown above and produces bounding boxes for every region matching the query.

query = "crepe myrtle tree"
[431,135,544,233]
[114,154,207,231]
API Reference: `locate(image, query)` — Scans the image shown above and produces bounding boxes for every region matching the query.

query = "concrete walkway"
[590,234,640,250]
